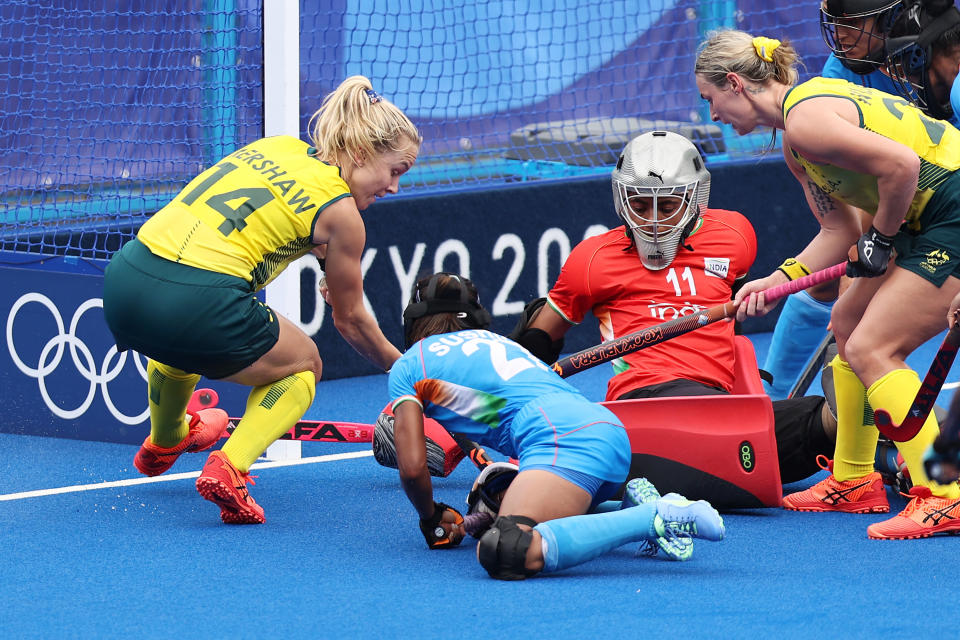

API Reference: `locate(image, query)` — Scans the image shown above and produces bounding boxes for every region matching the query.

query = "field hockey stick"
[551,262,846,378]
[187,388,491,474]
[449,431,494,469]
[787,331,836,399]
[188,387,374,442]
[875,319,960,442]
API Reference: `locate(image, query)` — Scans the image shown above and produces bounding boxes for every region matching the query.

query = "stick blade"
[874,408,924,442]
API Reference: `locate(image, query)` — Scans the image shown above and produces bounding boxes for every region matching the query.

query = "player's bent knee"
[308,355,323,381]
[476,515,539,580]
[293,370,317,403]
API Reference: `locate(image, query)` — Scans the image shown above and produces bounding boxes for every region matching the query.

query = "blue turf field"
[2,332,959,638]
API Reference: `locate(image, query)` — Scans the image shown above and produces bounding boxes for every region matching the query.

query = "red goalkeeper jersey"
[547,208,757,400]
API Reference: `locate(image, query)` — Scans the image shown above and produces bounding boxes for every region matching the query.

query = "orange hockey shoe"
[195,451,265,524]
[133,408,227,476]
[782,456,889,513]
[867,486,960,540]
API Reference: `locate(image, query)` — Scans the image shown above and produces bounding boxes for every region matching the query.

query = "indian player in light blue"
[385,272,724,580]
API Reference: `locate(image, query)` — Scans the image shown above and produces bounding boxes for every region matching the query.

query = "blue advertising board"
[2,158,815,443]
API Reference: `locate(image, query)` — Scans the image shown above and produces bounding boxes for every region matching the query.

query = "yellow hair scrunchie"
[752,36,781,62]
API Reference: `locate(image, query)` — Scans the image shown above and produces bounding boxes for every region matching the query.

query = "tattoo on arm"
[807,180,836,221]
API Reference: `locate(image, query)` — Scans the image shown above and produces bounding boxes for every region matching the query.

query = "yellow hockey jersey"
[783,77,960,228]
[138,136,351,290]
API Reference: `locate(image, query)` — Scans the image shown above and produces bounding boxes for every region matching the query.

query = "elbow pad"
[507,297,564,363]
[513,327,564,364]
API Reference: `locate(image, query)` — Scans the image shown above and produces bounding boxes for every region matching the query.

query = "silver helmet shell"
[611,131,710,270]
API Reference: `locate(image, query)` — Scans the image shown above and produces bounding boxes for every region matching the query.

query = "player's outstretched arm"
[393,401,464,548]
[317,199,401,371]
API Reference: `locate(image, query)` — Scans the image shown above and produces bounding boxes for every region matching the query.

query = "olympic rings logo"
[6,293,149,425]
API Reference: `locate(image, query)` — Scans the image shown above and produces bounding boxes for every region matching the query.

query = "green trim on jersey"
[138,136,352,291]
[783,77,960,229]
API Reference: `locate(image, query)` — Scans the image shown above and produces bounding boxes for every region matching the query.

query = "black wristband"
[868,225,895,248]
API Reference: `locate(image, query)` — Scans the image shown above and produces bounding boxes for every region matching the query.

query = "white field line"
[0,450,373,502]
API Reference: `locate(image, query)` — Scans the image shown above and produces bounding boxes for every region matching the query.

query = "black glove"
[419,501,464,549]
[846,226,894,278]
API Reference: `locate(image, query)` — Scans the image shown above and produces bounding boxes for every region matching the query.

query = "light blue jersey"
[823,53,960,127]
[952,74,960,122]
[821,53,902,92]
[388,329,630,483]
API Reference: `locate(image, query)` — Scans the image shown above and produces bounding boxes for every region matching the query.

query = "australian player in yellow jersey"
[103,76,419,524]
[695,31,960,539]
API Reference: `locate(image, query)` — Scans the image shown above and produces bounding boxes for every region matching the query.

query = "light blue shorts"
[511,393,630,492]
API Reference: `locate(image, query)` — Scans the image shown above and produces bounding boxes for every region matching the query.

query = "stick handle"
[551,262,847,378]
[762,262,846,303]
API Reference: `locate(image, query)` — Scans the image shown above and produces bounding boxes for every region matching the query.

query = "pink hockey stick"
[551,262,846,378]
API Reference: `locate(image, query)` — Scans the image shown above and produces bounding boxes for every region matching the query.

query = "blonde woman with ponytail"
[103,76,419,524]
[696,29,960,540]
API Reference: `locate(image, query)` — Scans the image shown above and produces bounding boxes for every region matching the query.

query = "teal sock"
[590,500,621,513]
[761,290,833,400]
[534,504,657,573]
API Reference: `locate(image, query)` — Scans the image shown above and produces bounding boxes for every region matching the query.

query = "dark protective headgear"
[465,461,520,538]
[402,272,492,347]
[884,0,960,120]
[820,0,906,73]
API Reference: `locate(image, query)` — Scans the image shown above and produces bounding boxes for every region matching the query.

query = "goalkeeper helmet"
[403,272,492,347]
[820,0,905,74]
[612,131,710,271]
[883,0,960,121]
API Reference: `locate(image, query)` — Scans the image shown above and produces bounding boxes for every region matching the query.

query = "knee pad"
[476,515,539,580]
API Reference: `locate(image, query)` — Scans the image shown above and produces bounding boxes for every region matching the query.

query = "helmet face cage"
[611,131,710,271]
[820,0,904,73]
[883,3,960,120]
[884,36,934,111]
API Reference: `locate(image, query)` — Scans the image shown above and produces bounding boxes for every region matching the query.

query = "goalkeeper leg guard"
[831,356,880,481]
[762,291,833,400]
[147,360,201,447]
[534,504,659,574]
[221,371,316,472]
[868,369,960,498]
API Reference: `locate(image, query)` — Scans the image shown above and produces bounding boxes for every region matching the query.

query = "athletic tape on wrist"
[777,258,811,282]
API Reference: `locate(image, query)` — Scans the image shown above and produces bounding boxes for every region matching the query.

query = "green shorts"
[103,238,280,379]
[893,170,960,287]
